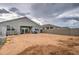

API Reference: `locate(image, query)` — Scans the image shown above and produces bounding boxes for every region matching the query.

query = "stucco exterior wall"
[0,17,40,35]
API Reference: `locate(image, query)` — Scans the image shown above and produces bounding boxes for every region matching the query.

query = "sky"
[0,3,79,28]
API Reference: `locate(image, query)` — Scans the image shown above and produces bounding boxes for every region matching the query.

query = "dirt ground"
[0,33,79,55]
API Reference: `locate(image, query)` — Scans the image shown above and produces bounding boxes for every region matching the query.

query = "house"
[42,24,59,30]
[0,16,41,36]
[42,24,79,36]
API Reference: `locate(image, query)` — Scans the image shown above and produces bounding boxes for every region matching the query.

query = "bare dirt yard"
[0,33,79,55]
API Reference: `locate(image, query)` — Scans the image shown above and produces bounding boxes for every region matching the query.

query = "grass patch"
[0,38,6,48]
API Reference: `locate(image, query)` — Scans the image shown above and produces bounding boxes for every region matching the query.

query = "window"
[7,25,10,31]
[46,27,49,29]
[7,25,15,31]
[20,26,32,34]
[12,28,15,30]
[50,27,53,29]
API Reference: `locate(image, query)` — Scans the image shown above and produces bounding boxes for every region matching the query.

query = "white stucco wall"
[0,17,40,35]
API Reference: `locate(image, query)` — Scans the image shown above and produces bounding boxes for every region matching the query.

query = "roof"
[0,15,23,23]
[42,24,60,28]
[0,16,41,26]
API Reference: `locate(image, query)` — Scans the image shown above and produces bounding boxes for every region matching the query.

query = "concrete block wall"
[43,28,79,36]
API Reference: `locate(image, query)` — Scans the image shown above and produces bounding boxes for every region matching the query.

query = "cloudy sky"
[0,3,79,28]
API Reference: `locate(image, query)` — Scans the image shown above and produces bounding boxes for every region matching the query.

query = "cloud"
[0,3,32,14]
[0,3,79,28]
[30,3,75,18]
[57,7,79,19]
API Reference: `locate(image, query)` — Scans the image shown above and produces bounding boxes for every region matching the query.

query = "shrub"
[0,38,6,45]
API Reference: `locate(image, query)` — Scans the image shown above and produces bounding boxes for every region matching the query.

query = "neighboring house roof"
[0,16,41,26]
[42,24,60,28]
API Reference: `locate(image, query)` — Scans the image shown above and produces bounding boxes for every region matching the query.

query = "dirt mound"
[18,45,74,55]
[0,34,79,55]
[58,38,79,47]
